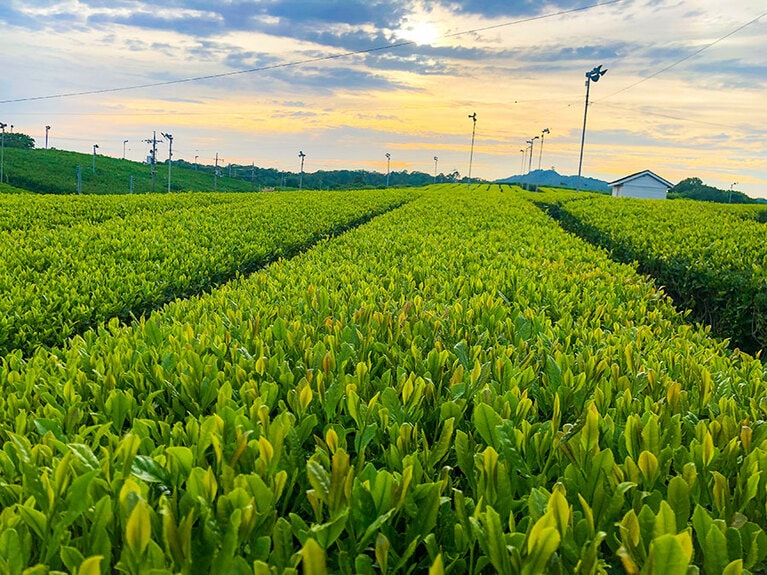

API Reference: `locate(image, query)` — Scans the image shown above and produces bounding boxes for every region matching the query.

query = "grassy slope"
[1,147,256,194]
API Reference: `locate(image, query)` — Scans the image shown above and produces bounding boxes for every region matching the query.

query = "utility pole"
[577,65,607,192]
[298,151,306,191]
[467,112,477,190]
[143,132,161,192]
[0,122,6,184]
[161,132,173,193]
[92,144,99,174]
[214,153,221,192]
[45,125,51,149]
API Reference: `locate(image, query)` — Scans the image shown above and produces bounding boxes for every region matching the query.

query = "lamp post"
[385,153,391,188]
[433,156,438,184]
[538,128,550,171]
[92,144,99,174]
[298,151,306,191]
[729,182,738,203]
[0,122,6,184]
[527,136,539,173]
[525,139,534,174]
[194,155,199,171]
[577,65,607,192]
[45,125,51,149]
[520,149,526,173]
[123,139,128,159]
[161,133,173,192]
[467,112,477,190]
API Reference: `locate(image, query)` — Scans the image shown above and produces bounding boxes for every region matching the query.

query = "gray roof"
[608,170,673,188]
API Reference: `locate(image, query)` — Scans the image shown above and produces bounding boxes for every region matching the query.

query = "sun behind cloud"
[398,20,441,46]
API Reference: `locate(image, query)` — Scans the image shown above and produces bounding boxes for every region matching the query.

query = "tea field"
[0,189,410,355]
[1,186,767,574]
[534,192,767,353]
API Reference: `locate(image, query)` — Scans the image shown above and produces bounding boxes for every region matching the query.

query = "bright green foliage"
[0,182,29,194]
[0,189,411,354]
[1,188,767,573]
[543,195,767,352]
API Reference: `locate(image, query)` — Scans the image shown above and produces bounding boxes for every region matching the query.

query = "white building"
[609,170,673,200]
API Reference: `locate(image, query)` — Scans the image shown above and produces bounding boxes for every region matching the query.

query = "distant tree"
[3,132,35,149]
[669,176,756,204]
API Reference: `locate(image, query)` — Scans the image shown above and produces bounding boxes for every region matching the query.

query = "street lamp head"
[542,128,550,135]
[46,125,51,130]
[0,123,6,130]
[526,139,533,145]
[94,144,99,149]
[533,136,539,140]
[434,156,438,161]
[586,65,607,82]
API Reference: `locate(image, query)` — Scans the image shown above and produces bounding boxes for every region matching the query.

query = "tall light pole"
[161,133,173,193]
[45,125,51,149]
[433,156,438,184]
[467,112,477,190]
[0,123,6,184]
[298,150,306,191]
[123,139,128,159]
[527,136,539,174]
[729,182,738,203]
[577,65,607,192]
[520,149,526,173]
[214,153,222,192]
[525,139,534,175]
[92,144,99,174]
[194,155,199,171]
[385,153,391,188]
[538,128,550,171]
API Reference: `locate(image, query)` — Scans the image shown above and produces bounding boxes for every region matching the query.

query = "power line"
[0,0,625,105]
[596,10,767,102]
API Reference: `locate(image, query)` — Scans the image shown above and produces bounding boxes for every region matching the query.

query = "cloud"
[268,65,411,93]
[447,0,587,19]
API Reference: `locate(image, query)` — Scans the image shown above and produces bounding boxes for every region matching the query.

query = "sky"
[1,0,766,196]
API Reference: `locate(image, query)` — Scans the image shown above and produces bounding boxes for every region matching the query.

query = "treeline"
[669,177,761,204]
[173,159,462,190]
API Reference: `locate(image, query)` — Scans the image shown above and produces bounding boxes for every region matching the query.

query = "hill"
[1,144,461,194]
[1,147,257,194]
[495,169,611,192]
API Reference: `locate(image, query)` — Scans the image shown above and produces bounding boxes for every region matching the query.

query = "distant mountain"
[495,169,610,193]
